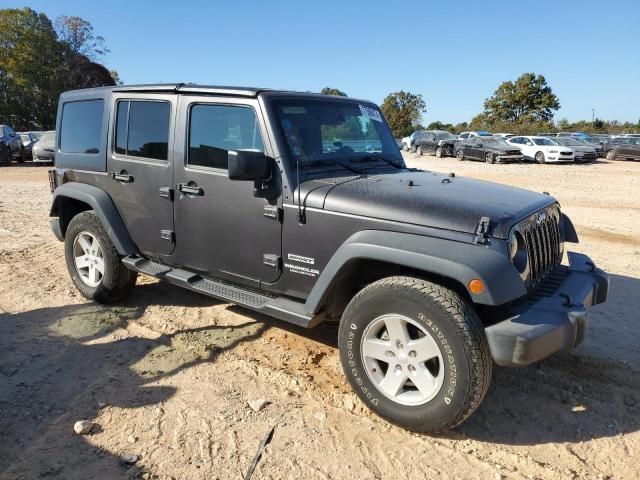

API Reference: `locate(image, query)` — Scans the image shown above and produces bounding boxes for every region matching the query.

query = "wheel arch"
[50,182,138,255]
[304,230,526,316]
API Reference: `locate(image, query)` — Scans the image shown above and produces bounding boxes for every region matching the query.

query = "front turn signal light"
[468,279,485,295]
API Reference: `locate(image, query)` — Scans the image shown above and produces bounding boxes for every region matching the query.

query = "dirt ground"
[0,154,639,480]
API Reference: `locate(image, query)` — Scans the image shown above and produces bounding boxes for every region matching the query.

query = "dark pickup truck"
[48,84,609,432]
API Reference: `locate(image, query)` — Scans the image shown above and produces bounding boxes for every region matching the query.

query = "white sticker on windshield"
[359,104,383,123]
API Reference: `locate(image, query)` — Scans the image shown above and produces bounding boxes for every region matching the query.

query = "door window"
[188,104,264,170]
[114,100,170,160]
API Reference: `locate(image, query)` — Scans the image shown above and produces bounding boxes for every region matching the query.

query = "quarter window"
[115,100,170,160]
[188,104,264,170]
[60,99,104,154]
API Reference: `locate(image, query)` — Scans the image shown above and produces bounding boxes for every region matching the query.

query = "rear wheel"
[64,211,137,303]
[605,149,616,161]
[338,277,492,432]
[485,152,494,164]
[435,146,443,158]
[535,151,546,163]
[456,149,464,161]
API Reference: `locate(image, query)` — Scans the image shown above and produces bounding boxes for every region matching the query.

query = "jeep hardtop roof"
[61,83,372,103]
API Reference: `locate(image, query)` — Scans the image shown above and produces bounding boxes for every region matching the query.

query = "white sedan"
[506,136,574,163]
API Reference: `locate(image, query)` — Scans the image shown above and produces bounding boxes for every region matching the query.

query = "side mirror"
[228,150,270,181]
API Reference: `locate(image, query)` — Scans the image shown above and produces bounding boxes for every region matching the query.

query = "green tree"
[483,73,560,123]
[380,90,426,138]
[427,121,454,132]
[320,87,347,97]
[55,15,108,60]
[0,8,115,130]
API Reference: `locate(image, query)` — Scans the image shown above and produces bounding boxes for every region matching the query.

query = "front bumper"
[485,252,609,367]
[32,149,54,162]
[546,154,574,163]
[496,154,523,163]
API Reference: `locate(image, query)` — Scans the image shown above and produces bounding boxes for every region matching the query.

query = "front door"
[104,94,176,257]
[168,96,282,287]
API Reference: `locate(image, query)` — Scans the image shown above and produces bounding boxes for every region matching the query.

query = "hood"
[298,170,556,239]
[489,145,521,153]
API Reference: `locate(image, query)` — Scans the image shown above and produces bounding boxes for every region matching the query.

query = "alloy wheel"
[73,232,105,287]
[361,314,444,406]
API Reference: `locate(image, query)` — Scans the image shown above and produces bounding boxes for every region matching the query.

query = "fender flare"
[304,230,526,313]
[50,182,138,255]
[562,213,579,243]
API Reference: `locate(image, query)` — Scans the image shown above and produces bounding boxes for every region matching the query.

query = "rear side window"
[60,100,104,154]
[115,100,170,160]
[188,104,264,170]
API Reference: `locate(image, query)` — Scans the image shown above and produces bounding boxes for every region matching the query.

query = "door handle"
[177,183,204,196]
[109,171,134,183]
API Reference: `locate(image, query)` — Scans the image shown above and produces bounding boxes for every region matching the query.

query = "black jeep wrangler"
[49,85,609,432]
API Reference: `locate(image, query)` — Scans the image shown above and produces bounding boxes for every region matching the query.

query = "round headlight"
[509,232,519,260]
[509,231,528,274]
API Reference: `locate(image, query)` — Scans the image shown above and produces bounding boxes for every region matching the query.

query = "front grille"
[560,151,572,155]
[506,150,521,155]
[516,208,563,289]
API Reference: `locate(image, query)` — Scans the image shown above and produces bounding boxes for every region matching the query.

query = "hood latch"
[475,216,492,244]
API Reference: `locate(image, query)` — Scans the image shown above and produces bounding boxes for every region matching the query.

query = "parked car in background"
[0,125,25,163]
[458,130,493,140]
[550,137,597,163]
[603,137,640,161]
[31,130,55,163]
[507,136,574,163]
[400,135,411,151]
[493,133,515,138]
[538,132,557,137]
[18,132,40,160]
[455,136,523,163]
[415,130,459,157]
[615,133,640,138]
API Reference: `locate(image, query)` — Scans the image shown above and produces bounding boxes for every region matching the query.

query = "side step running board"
[122,256,319,328]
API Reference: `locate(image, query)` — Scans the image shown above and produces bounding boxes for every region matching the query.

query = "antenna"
[296,156,305,224]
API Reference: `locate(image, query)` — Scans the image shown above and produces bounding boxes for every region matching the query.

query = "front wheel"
[535,151,545,164]
[64,211,137,303]
[416,145,423,156]
[338,277,492,432]
[485,152,494,164]
[435,146,443,158]
[605,149,616,160]
[456,149,464,161]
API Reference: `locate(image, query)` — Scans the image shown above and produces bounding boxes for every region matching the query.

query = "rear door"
[104,94,176,257]
[168,95,281,286]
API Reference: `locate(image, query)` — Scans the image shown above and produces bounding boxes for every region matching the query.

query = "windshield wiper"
[302,158,365,175]
[353,154,404,169]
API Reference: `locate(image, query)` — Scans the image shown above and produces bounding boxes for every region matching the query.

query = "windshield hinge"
[475,216,492,244]
[263,205,282,222]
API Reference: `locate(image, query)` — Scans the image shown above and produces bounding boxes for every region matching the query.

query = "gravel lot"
[0,155,639,480]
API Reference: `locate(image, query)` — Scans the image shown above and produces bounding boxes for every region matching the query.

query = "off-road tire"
[64,211,137,303]
[456,149,464,161]
[338,276,492,432]
[435,146,443,158]
[605,149,616,161]
[535,151,545,164]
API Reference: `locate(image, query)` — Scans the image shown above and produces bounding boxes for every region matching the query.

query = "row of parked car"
[401,130,640,164]
[0,125,55,165]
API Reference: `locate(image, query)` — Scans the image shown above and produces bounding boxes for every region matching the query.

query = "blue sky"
[7,0,640,124]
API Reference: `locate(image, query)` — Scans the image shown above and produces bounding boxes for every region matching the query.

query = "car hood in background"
[298,170,556,238]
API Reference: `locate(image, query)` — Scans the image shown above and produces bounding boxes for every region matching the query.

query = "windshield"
[484,137,510,146]
[435,132,458,141]
[271,99,401,164]
[533,138,555,146]
[20,134,31,142]
[39,132,55,146]
[558,138,581,146]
